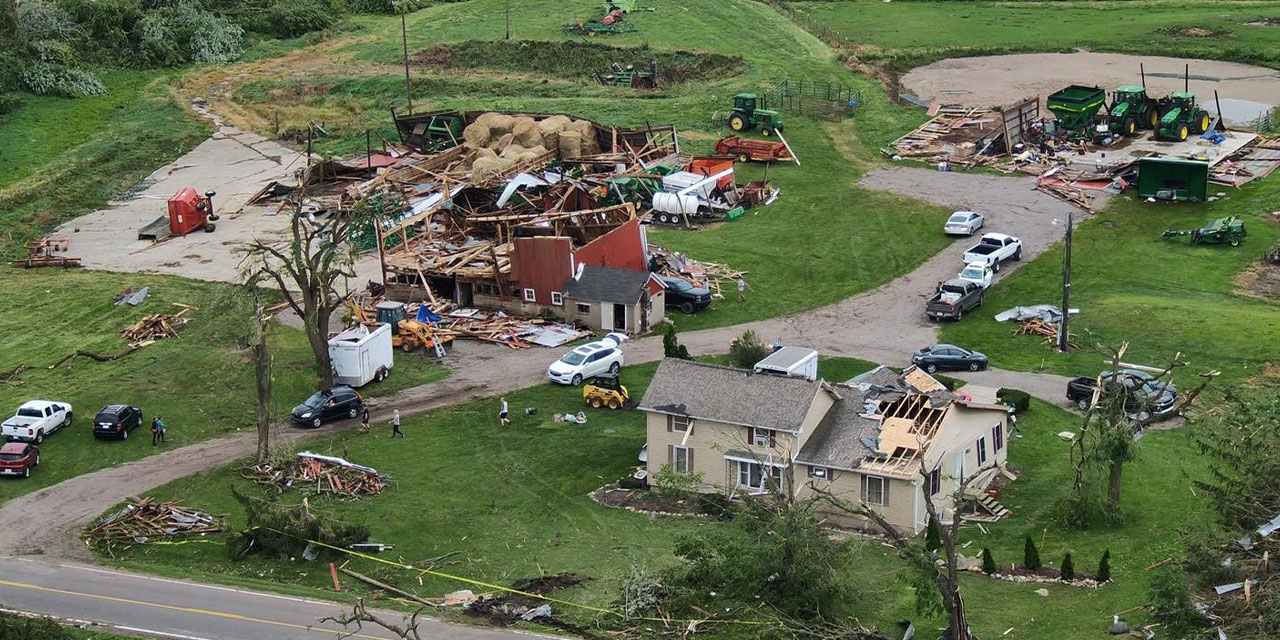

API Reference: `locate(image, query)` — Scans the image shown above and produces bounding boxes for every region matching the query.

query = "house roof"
[796,385,881,470]
[562,265,653,305]
[637,358,830,432]
[846,365,900,388]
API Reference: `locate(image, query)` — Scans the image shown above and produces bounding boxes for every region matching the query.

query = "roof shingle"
[637,359,825,431]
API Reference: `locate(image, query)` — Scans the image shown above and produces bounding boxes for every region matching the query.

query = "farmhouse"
[638,358,1012,533]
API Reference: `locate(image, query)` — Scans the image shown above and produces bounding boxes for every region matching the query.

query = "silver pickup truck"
[963,233,1023,272]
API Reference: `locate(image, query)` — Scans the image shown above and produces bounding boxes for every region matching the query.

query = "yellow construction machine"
[346,299,453,356]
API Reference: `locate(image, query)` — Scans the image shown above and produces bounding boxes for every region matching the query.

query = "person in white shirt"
[499,398,510,428]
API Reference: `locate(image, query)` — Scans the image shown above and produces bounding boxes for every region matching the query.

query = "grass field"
[790,0,1280,70]
[109,359,1216,639]
[940,178,1280,386]
[0,270,447,505]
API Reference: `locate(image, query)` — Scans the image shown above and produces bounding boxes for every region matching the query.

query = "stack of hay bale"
[461,113,599,181]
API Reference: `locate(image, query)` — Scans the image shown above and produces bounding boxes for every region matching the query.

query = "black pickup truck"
[1065,369,1178,422]
[925,279,984,321]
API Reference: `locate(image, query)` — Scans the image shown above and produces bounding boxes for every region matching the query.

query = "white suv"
[547,334,627,386]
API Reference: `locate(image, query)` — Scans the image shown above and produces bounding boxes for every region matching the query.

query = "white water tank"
[652,192,701,215]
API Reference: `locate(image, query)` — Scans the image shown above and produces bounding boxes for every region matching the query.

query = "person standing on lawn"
[152,416,166,446]
[736,276,747,303]
[499,397,510,428]
[391,409,404,438]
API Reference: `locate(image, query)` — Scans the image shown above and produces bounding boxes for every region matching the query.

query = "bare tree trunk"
[1108,457,1123,514]
[252,292,274,464]
[306,302,334,388]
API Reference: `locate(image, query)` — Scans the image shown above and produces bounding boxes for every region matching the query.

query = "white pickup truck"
[2,400,73,443]
[962,233,1022,272]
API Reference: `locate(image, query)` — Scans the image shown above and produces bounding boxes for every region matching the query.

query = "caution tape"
[266,528,779,627]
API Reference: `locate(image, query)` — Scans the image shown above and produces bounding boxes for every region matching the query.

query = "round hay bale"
[540,130,560,151]
[462,123,491,148]
[538,115,572,134]
[471,157,505,181]
[473,112,498,128]
[487,113,514,134]
[515,151,538,165]
[526,145,548,157]
[500,143,528,159]
[512,119,542,148]
[488,132,515,153]
[474,147,498,161]
[558,130,583,158]
[568,119,598,154]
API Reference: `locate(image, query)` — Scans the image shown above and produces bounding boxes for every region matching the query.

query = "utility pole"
[1058,210,1073,352]
[401,12,413,115]
[504,0,511,40]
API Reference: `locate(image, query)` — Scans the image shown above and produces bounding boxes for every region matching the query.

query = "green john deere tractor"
[727,93,784,137]
[1155,92,1212,141]
[1161,216,1246,246]
[1108,85,1160,136]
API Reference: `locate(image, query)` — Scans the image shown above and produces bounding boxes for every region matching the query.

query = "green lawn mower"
[1161,216,1246,246]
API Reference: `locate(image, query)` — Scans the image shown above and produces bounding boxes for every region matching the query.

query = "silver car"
[944,211,985,236]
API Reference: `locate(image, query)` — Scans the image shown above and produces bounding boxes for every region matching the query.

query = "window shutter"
[860,474,867,503]
[769,431,777,448]
[666,415,673,433]
[688,448,694,472]
[746,426,754,445]
[667,445,673,464]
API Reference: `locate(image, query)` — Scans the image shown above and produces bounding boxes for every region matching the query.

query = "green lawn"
[791,0,1280,70]
[106,360,1220,639]
[941,178,1280,386]
[0,269,446,505]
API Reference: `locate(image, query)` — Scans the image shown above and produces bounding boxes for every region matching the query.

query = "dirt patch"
[590,483,714,517]
[900,52,1280,128]
[1234,260,1280,301]
[1245,18,1280,27]
[1156,26,1230,38]
[464,573,605,639]
[409,40,746,85]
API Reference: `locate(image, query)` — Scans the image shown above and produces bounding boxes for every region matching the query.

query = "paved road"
[0,157,1083,638]
[0,558,547,640]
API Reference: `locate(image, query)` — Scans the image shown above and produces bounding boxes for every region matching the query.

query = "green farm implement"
[1161,216,1246,246]
[1046,85,1107,140]
[720,93,784,136]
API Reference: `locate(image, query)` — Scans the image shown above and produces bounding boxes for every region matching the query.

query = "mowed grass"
[0,74,209,260]
[792,0,1280,69]
[940,178,1280,386]
[0,269,446,505]
[218,0,944,331]
[112,362,1219,640]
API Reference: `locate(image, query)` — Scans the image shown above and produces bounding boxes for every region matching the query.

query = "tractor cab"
[1108,85,1157,136]
[1156,92,1210,141]
[733,93,760,115]
[375,301,408,328]
[727,92,784,136]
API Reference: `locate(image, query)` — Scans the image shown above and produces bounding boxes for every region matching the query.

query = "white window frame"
[674,446,690,474]
[576,302,591,313]
[551,291,563,306]
[738,461,782,492]
[808,466,828,480]
[522,288,536,302]
[752,428,771,448]
[864,475,887,506]
[977,436,988,466]
[670,415,689,432]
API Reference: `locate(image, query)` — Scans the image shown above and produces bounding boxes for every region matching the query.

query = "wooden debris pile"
[1014,318,1078,349]
[121,312,188,344]
[86,497,222,549]
[244,452,388,498]
[1034,178,1095,212]
[648,244,745,299]
[14,234,81,269]
[885,105,996,160]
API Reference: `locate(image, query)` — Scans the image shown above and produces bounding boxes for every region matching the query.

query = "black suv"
[92,405,143,440]
[656,276,712,314]
[291,387,364,428]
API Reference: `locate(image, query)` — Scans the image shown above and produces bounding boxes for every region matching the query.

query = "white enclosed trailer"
[329,323,394,387]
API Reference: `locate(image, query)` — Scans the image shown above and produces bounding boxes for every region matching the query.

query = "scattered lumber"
[121,313,188,343]
[244,452,389,498]
[86,497,222,550]
[339,567,437,607]
[1014,318,1079,349]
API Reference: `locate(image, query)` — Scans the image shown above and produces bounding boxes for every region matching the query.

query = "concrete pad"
[1065,129,1258,171]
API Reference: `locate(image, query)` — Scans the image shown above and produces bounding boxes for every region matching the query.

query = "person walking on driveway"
[736,276,747,303]
[391,409,404,438]
[359,407,370,433]
[499,397,510,428]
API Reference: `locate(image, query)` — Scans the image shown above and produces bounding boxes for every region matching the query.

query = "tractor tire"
[1146,107,1159,129]
[729,113,749,132]
[1122,117,1136,136]
[607,398,621,410]
[760,127,772,137]
[1230,236,1242,247]
[204,223,216,233]
[1178,125,1189,141]
[590,397,603,409]
[401,341,415,352]
[1195,110,1211,134]
[738,153,751,163]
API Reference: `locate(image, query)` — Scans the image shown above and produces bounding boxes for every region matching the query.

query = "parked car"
[0,442,39,478]
[92,405,143,440]
[2,400,72,444]
[548,334,627,386]
[963,233,1022,272]
[957,261,994,289]
[912,344,989,373]
[944,210,985,236]
[925,279,985,321]
[290,386,365,428]
[656,276,712,314]
[1065,369,1178,422]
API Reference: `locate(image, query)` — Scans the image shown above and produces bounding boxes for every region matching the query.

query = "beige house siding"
[798,465,921,532]
[562,291,664,336]
[923,407,1010,517]
[645,413,795,492]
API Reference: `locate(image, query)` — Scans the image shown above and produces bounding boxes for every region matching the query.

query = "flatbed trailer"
[713,136,794,163]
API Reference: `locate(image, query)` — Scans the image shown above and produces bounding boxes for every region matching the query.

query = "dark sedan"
[92,405,143,440]
[657,276,712,314]
[912,344,989,373]
[291,386,364,428]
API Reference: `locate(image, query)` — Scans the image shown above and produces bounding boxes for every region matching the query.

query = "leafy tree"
[981,548,996,575]
[728,329,768,369]
[1148,566,1206,638]
[1097,548,1112,583]
[1193,391,1280,529]
[1023,537,1041,570]
[1060,553,1074,581]
[662,324,690,360]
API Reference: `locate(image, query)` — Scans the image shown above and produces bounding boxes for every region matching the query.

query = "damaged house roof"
[638,359,834,432]
[796,385,882,471]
